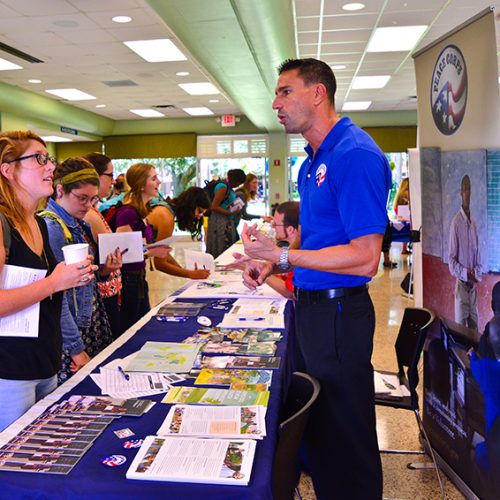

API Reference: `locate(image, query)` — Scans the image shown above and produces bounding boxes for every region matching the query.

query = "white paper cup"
[62,243,89,265]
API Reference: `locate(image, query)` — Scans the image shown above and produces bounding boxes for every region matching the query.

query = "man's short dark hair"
[277,58,337,107]
[492,281,500,315]
[276,201,299,230]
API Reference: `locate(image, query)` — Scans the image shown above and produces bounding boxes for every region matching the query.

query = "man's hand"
[467,268,478,283]
[241,223,281,262]
[243,260,274,290]
[224,252,251,271]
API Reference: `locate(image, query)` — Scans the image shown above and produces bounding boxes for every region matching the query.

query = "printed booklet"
[157,405,266,440]
[126,436,256,485]
[194,369,273,388]
[161,386,270,406]
[200,355,281,371]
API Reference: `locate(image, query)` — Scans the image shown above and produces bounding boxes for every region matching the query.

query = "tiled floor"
[146,239,465,500]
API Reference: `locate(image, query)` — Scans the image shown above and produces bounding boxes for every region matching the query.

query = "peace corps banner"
[413,8,500,499]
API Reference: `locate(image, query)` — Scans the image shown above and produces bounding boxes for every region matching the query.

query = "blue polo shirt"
[294,117,391,290]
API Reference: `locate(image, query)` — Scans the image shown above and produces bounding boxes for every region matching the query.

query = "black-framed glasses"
[8,153,57,167]
[101,173,114,179]
[70,191,100,206]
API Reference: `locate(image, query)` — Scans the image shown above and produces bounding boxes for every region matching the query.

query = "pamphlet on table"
[126,436,256,486]
[161,386,270,406]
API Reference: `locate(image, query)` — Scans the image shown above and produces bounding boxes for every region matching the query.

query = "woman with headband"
[41,157,121,383]
[0,132,95,431]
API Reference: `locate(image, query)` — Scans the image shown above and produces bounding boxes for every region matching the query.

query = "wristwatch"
[276,245,290,271]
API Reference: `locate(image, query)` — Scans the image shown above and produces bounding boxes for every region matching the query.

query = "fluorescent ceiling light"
[342,3,365,11]
[331,65,346,70]
[178,82,219,95]
[0,58,22,71]
[367,26,427,52]
[95,104,106,108]
[41,135,72,143]
[28,79,41,83]
[129,109,165,118]
[208,99,219,103]
[176,71,189,76]
[124,39,187,62]
[342,101,371,111]
[352,75,390,89]
[112,16,132,23]
[45,88,96,100]
[183,107,214,116]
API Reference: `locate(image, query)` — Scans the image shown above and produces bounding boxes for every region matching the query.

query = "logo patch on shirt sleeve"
[315,163,327,187]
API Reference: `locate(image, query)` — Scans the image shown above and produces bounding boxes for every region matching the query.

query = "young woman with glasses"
[41,157,121,384]
[0,132,96,431]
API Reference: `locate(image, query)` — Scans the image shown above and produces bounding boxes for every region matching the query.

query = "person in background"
[228,201,299,299]
[206,168,246,258]
[148,187,211,279]
[114,163,171,333]
[241,58,389,499]
[82,153,122,339]
[41,157,121,383]
[233,173,272,231]
[393,177,411,254]
[448,174,482,330]
[0,131,94,431]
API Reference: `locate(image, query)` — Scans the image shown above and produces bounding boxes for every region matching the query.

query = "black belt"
[293,284,368,302]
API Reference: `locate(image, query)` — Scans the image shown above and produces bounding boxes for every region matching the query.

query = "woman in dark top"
[0,131,95,431]
[148,187,211,279]
[114,163,170,334]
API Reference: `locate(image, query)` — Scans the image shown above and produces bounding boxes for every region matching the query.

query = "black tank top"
[0,216,63,380]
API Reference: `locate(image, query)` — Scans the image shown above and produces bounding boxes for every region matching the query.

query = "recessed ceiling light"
[331,65,346,70]
[28,79,41,83]
[176,71,190,76]
[208,99,219,103]
[367,26,427,52]
[498,76,500,84]
[124,39,187,62]
[342,3,365,11]
[183,107,214,116]
[129,109,165,118]
[41,135,72,143]
[0,58,22,71]
[112,16,132,23]
[96,104,106,108]
[45,88,96,101]
[342,101,371,111]
[352,76,390,89]
[178,82,220,95]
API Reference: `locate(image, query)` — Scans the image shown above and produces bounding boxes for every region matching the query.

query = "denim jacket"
[42,199,94,355]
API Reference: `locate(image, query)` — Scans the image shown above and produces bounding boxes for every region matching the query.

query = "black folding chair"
[272,371,320,500]
[375,307,445,498]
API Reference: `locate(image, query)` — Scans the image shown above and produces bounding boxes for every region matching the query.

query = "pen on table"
[238,317,265,321]
[120,248,129,256]
[117,366,130,381]
[381,377,396,390]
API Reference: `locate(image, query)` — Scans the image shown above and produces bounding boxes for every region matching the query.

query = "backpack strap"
[0,212,12,264]
[38,210,73,244]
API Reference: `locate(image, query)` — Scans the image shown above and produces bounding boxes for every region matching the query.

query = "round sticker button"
[197,315,212,327]
[102,455,127,467]
[123,439,144,449]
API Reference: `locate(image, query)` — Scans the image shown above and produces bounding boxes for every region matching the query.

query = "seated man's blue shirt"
[294,117,391,290]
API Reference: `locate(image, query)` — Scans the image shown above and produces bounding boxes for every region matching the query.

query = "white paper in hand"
[98,231,144,264]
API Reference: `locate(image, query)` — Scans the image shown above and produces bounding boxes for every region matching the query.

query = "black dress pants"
[295,290,383,500]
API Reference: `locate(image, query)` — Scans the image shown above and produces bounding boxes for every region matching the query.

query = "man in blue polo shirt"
[242,58,391,499]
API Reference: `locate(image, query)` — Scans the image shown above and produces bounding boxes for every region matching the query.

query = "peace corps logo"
[430,44,467,135]
[315,163,327,187]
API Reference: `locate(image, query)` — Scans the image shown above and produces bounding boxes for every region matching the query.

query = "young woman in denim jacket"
[0,132,95,431]
[42,157,122,383]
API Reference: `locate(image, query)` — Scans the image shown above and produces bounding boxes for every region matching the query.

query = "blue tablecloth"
[1,299,294,499]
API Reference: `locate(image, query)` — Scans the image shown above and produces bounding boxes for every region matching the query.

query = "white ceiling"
[0,0,498,126]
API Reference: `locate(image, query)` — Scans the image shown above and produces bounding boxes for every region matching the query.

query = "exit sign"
[221,115,236,127]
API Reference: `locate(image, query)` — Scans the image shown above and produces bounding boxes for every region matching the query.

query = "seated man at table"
[225,201,299,298]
